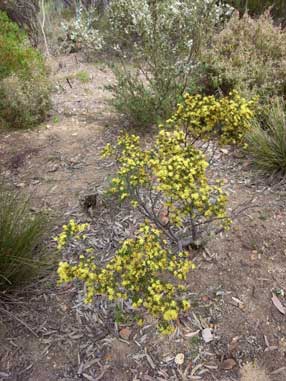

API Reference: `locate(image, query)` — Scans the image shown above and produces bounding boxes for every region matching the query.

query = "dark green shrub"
[0,186,48,290]
[0,11,51,129]
[0,0,40,45]
[0,11,45,80]
[246,98,286,177]
[106,69,166,128]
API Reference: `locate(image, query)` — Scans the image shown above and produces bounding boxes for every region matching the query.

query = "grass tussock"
[0,186,48,290]
[246,98,286,178]
[240,362,270,381]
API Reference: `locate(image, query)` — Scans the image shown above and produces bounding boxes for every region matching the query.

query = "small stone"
[202,328,214,343]
[175,353,185,365]
[119,327,131,340]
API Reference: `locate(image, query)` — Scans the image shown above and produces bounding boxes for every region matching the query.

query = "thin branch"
[0,305,39,337]
[40,0,49,56]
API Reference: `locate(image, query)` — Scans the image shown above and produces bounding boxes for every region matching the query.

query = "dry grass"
[240,362,270,381]
[246,98,286,178]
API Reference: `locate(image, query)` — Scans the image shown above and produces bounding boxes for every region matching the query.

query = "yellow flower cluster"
[102,92,255,241]
[103,134,152,201]
[168,91,257,146]
[103,131,230,236]
[58,223,194,333]
[154,128,229,228]
[54,219,89,250]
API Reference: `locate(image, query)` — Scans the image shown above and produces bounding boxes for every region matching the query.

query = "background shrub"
[199,12,286,104]
[246,98,286,178]
[0,10,45,80]
[224,0,286,24]
[0,185,48,290]
[103,0,233,128]
[60,5,103,58]
[106,69,161,128]
[0,0,40,45]
[0,74,51,129]
[0,11,50,129]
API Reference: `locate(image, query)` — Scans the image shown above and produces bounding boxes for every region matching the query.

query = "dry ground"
[0,54,285,381]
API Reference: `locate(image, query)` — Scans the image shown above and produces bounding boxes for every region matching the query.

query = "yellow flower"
[182,300,190,311]
[163,309,178,321]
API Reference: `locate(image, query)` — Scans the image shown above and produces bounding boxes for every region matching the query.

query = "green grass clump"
[246,98,286,178]
[0,186,48,290]
[75,70,90,83]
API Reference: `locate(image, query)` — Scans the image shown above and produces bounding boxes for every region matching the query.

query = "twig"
[40,0,49,56]
[66,77,73,89]
[0,305,39,338]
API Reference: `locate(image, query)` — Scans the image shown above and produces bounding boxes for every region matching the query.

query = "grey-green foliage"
[60,4,104,57]
[104,0,233,128]
[0,186,48,290]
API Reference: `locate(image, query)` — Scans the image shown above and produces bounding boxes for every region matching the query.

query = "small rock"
[175,353,185,365]
[202,328,213,343]
[119,327,131,340]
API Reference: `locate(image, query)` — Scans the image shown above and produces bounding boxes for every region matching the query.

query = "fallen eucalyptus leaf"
[221,358,236,370]
[272,294,286,315]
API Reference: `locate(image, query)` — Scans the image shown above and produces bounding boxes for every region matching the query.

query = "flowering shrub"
[58,222,194,334]
[104,0,233,128]
[168,91,257,146]
[103,92,256,248]
[54,219,89,250]
[57,92,255,333]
